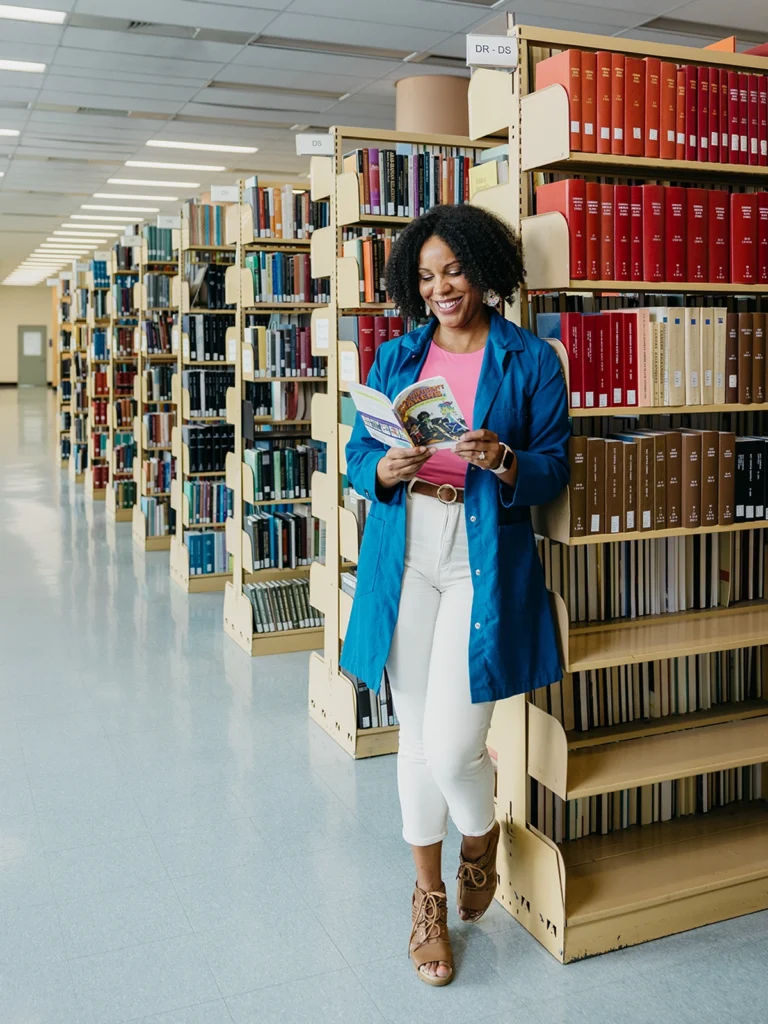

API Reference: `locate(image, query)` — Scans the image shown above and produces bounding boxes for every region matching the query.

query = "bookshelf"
[56,272,73,469]
[305,127,494,758]
[222,183,329,657]
[132,225,179,552]
[83,253,111,502]
[169,202,237,592]
[68,263,91,486]
[467,21,768,963]
[105,239,141,523]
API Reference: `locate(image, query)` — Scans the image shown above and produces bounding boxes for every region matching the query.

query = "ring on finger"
[478,451,486,461]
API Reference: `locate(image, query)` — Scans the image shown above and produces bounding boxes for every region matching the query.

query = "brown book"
[753,311,766,403]
[665,431,682,528]
[569,435,588,536]
[718,431,736,525]
[726,312,739,404]
[587,437,606,535]
[629,433,654,531]
[640,430,666,528]
[618,439,637,532]
[605,439,624,535]
[738,312,753,403]
[681,431,702,528]
[700,430,719,525]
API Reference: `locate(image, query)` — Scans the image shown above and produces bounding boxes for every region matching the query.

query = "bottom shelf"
[169,535,230,593]
[131,505,173,552]
[223,582,323,656]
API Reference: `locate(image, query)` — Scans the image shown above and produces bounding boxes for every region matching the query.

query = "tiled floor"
[1,386,766,1024]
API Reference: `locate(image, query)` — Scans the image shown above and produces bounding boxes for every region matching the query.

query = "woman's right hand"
[376,446,433,489]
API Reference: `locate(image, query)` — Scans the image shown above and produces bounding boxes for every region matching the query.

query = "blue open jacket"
[341,311,570,704]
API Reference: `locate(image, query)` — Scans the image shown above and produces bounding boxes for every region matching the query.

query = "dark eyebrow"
[418,260,461,273]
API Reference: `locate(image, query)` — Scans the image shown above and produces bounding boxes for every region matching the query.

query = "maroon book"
[749,74,760,166]
[708,190,730,283]
[614,184,631,281]
[731,193,758,284]
[622,310,639,407]
[697,65,710,161]
[609,312,624,406]
[720,69,730,163]
[600,183,615,280]
[358,316,376,382]
[759,75,768,167]
[561,313,584,409]
[686,187,709,282]
[644,57,661,158]
[624,56,645,157]
[728,71,741,162]
[739,72,749,164]
[373,315,389,351]
[595,312,611,409]
[387,316,404,338]
[641,184,665,281]
[537,178,587,279]
[582,314,596,408]
[685,64,698,162]
[665,186,686,281]
[757,192,768,284]
[630,185,644,280]
[611,53,625,155]
[708,67,720,164]
[586,181,601,280]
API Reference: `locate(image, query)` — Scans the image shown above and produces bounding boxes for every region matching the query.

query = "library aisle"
[1,385,766,1024]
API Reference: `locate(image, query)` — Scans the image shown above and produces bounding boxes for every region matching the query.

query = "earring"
[483,290,500,308]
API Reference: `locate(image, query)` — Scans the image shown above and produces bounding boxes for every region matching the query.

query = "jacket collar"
[401,309,525,354]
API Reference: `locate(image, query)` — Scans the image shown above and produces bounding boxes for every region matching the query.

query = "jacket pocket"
[355,516,385,597]
[497,521,543,608]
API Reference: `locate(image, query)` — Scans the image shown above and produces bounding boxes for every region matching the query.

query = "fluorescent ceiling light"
[146,140,256,154]
[0,5,65,23]
[0,59,45,72]
[93,192,178,202]
[49,235,111,241]
[71,214,144,222]
[0,128,19,136]
[82,204,159,212]
[108,177,199,188]
[61,223,125,231]
[126,160,225,172]
[0,172,4,177]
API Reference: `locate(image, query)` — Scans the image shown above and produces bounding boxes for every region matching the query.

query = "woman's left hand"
[453,429,502,470]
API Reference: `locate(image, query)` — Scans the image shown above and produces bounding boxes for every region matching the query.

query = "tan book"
[718,431,736,525]
[684,307,701,405]
[753,311,766,403]
[569,435,588,537]
[680,430,702,528]
[586,437,605,535]
[636,309,653,406]
[665,430,683,528]
[738,312,753,404]
[700,307,715,404]
[713,309,727,404]
[666,307,686,405]
[605,439,623,535]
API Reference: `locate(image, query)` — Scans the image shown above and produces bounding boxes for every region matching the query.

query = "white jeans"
[387,489,496,847]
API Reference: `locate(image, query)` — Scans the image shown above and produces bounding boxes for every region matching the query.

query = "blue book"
[535,312,561,341]
[203,532,214,574]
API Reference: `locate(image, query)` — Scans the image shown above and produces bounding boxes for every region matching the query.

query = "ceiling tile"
[285,0,481,33]
[264,11,447,52]
[71,0,280,33]
[664,0,768,34]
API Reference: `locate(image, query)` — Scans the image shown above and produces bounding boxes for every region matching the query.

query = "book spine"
[561,313,584,409]
[676,69,686,159]
[726,312,739,403]
[586,181,601,280]
[698,65,710,161]
[749,74,760,166]
[685,64,698,162]
[753,312,766,403]
[665,186,686,281]
[758,191,768,283]
[569,436,588,536]
[728,71,741,161]
[718,431,736,525]
[731,193,758,284]
[582,51,597,153]
[685,187,708,281]
[644,57,660,158]
[708,190,730,283]
[624,312,638,407]
[600,183,614,280]
[641,184,664,282]
[630,185,644,281]
[681,432,701,528]
[596,51,612,155]
[739,72,749,164]
[611,53,625,155]
[665,432,682,528]
[613,184,631,281]
[709,66,720,164]
[738,312,753,403]
[660,61,677,159]
[605,440,623,534]
[760,74,768,166]
[625,57,645,157]
[586,438,606,534]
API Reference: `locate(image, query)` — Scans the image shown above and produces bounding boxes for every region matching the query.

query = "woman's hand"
[453,429,502,469]
[376,446,433,489]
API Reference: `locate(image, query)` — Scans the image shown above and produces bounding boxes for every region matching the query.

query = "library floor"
[1,387,767,1024]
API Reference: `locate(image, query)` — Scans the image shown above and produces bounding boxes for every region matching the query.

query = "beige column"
[395,75,469,136]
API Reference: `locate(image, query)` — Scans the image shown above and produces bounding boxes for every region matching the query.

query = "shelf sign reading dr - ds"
[465,34,518,69]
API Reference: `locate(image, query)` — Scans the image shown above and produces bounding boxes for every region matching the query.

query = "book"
[731,193,758,284]
[537,179,587,279]
[709,66,720,163]
[614,184,631,281]
[684,308,701,405]
[698,65,710,161]
[625,57,645,157]
[718,431,736,524]
[758,191,768,283]
[685,64,698,162]
[676,68,686,159]
[738,312,753,403]
[728,71,741,161]
[586,181,601,280]
[686,188,708,281]
[644,57,661,158]
[561,313,584,408]
[665,186,686,281]
[348,376,468,449]
[739,72,749,164]
[587,437,606,533]
[535,49,582,151]
[708,190,730,283]
[749,74,760,166]
[630,185,644,280]
[605,439,624,533]
[681,431,702,528]
[753,312,766,403]
[596,51,612,155]
[726,312,739,403]
[641,184,664,281]
[600,183,615,280]
[660,61,677,159]
[700,308,715,404]
[714,309,727,404]
[611,53,625,155]
[569,436,588,536]
[582,51,597,153]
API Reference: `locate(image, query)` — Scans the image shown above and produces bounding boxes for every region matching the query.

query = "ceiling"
[1,0,767,283]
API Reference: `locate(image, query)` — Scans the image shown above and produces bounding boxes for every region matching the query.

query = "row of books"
[141,496,175,537]
[60,438,71,460]
[245,578,321,634]
[340,573,398,728]
[181,369,233,417]
[145,273,173,310]
[143,411,173,447]
[342,234,396,304]
[113,434,136,472]
[184,528,229,576]
[181,313,236,363]
[60,380,71,402]
[538,178,768,284]
[113,367,136,394]
[112,243,139,272]
[90,330,108,360]
[90,260,109,289]
[143,315,175,356]
[75,290,88,321]
[184,201,230,248]
[112,480,136,509]
[143,226,176,263]
[536,48,768,165]
[244,381,311,421]
[243,442,324,501]
[90,465,109,488]
[181,424,234,474]
[183,480,231,525]
[144,368,174,403]
[244,251,327,305]
[59,411,71,433]
[338,314,407,384]
[111,279,136,318]
[243,321,324,379]
[243,178,329,238]
[71,418,86,444]
[244,507,320,570]
[185,260,233,311]
[91,376,108,402]
[113,397,135,429]
[342,146,482,219]
[530,767,766,844]
[142,453,173,495]
[113,327,135,358]
[73,383,87,413]
[90,291,108,319]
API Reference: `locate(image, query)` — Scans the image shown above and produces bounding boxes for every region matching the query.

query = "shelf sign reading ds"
[465,34,518,69]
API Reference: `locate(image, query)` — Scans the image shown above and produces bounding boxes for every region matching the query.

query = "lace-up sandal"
[457,820,501,922]
[409,883,454,986]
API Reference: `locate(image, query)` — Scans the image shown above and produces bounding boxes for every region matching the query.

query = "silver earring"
[483,290,500,308]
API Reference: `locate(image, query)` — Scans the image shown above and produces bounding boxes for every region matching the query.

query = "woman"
[342,204,570,986]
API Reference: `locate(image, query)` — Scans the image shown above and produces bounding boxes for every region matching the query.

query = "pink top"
[416,340,485,488]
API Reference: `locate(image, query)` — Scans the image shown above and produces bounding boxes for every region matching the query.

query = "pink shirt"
[416,340,485,488]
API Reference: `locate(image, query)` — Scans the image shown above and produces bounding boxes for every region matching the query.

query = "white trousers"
[387,489,496,847]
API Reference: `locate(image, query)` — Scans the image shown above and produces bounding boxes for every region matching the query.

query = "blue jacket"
[341,311,570,704]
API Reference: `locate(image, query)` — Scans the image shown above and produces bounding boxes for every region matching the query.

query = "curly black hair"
[384,203,525,320]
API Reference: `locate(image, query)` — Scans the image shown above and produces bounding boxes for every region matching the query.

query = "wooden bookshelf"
[468,20,768,963]
[83,255,111,502]
[56,272,73,468]
[132,229,179,552]
[68,264,90,484]
[222,185,327,656]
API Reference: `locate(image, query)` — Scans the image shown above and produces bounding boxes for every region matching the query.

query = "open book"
[348,376,469,450]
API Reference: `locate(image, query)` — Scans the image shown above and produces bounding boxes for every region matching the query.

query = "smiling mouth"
[435,297,461,312]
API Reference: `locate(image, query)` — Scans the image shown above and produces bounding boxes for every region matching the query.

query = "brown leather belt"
[410,479,465,504]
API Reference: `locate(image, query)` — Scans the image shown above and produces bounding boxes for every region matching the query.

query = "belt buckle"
[436,483,458,505]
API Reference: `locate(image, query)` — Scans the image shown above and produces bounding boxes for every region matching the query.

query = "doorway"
[17,325,48,387]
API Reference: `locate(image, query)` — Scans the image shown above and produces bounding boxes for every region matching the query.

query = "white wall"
[0,286,54,384]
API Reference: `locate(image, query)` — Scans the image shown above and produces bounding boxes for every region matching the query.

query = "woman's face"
[417,235,484,329]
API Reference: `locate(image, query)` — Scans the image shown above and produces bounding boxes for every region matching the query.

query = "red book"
[644,57,660,158]
[535,49,582,151]
[728,71,741,162]
[586,181,601,280]
[685,65,698,162]
[581,51,597,153]
[676,69,686,160]
[665,186,686,281]
[660,61,677,159]
[759,75,768,166]
[594,313,610,408]
[560,313,584,408]
[622,311,639,407]
[358,316,375,381]
[600,183,615,280]
[611,53,625,155]
[749,74,760,166]
[697,66,710,161]
[641,184,664,281]
[625,57,645,157]
[720,69,730,163]
[731,193,758,284]
[757,192,768,284]
[630,185,643,280]
[708,67,720,164]
[609,312,624,406]
[387,316,404,339]
[708,190,730,283]
[536,179,587,279]
[373,315,389,351]
[739,72,749,164]
[686,187,709,282]
[614,184,631,280]
[597,51,612,155]
[582,314,596,408]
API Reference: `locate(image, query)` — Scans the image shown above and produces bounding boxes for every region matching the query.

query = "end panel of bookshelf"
[310,391,334,444]
[339,587,352,640]
[309,560,335,620]
[131,505,172,551]
[339,507,360,565]
[310,155,333,201]
[338,423,352,476]
[468,67,515,141]
[472,182,517,224]
[310,226,334,279]
[310,470,333,523]
[223,582,257,654]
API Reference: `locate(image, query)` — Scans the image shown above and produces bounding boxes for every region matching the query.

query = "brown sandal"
[457,820,501,922]
[409,883,454,986]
